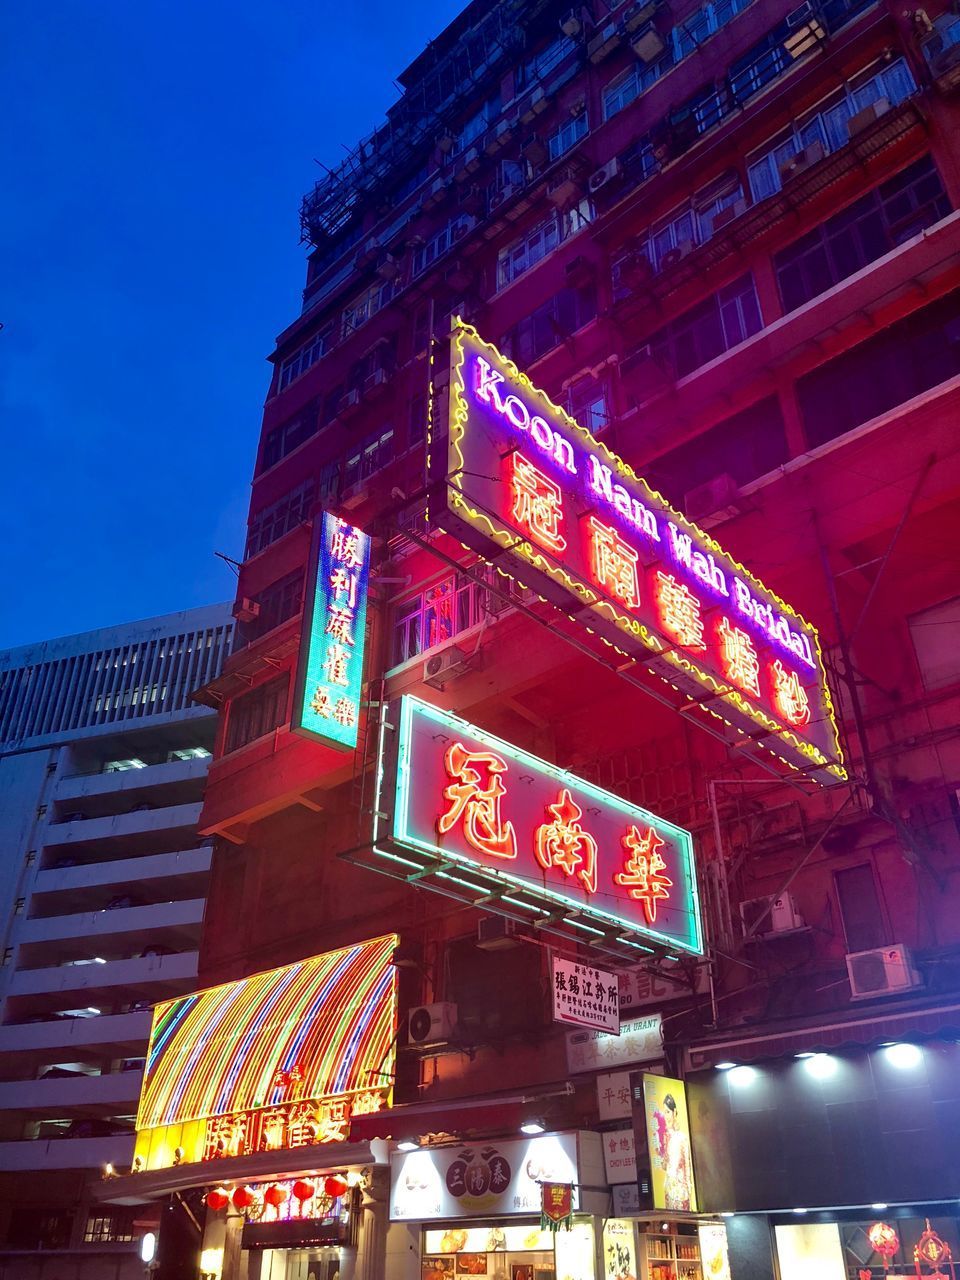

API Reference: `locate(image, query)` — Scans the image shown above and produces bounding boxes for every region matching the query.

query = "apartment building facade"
[0,605,232,1280]
[104,1,960,1277]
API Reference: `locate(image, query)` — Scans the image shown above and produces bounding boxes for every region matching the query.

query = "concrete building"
[0,604,232,1279]
[102,1,960,1277]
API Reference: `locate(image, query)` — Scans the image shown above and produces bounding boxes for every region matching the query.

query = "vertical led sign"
[293,512,371,750]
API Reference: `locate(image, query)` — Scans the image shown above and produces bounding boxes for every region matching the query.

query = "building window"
[245,479,315,560]
[566,374,609,435]
[746,58,917,202]
[908,596,960,692]
[235,570,304,649]
[518,33,575,88]
[84,1211,136,1244]
[498,214,562,288]
[646,274,762,379]
[391,570,525,667]
[452,96,500,155]
[603,58,671,119]
[277,324,335,393]
[774,155,950,312]
[548,110,588,163]
[14,898,24,915]
[2,947,13,966]
[796,287,960,450]
[644,396,789,510]
[502,284,597,367]
[224,677,289,754]
[259,400,321,473]
[412,215,474,277]
[343,426,396,492]
[835,863,886,952]
[342,279,396,336]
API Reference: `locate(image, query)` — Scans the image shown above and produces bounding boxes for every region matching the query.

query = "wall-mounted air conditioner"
[232,598,260,623]
[846,944,922,1000]
[589,158,620,192]
[408,1002,458,1046]
[423,644,472,689]
[778,141,825,183]
[477,916,523,951]
[740,892,805,936]
[846,97,890,138]
[683,472,743,526]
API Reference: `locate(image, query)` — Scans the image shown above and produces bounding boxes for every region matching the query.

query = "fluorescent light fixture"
[520,1119,546,1135]
[721,1212,734,1218]
[727,1065,758,1087]
[883,1042,922,1069]
[803,1052,837,1079]
[792,1208,807,1215]
[93,957,106,964]
[871,1203,888,1211]
[396,1139,419,1152]
[714,1061,738,1071]
[794,1051,815,1059]
[140,1232,157,1263]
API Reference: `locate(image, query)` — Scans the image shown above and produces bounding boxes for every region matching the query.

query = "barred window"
[224,677,289,754]
[245,480,315,560]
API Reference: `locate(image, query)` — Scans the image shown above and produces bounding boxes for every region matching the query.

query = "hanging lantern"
[206,1188,230,1213]
[324,1174,349,1199]
[231,1186,255,1211]
[292,1179,315,1217]
[264,1184,289,1210]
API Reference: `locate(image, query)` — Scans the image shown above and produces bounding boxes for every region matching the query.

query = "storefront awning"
[688,997,960,1069]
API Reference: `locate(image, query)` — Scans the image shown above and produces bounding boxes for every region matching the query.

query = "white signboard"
[567,1014,662,1075]
[603,1126,637,1184]
[612,1182,641,1215]
[597,1071,633,1123]
[552,956,620,1034]
[603,1218,638,1280]
[390,1133,579,1221]
[619,963,709,1011]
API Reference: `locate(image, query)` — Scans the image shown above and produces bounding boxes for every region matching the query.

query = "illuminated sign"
[133,935,397,1172]
[373,696,701,957]
[438,322,845,784]
[639,1073,698,1212]
[293,511,371,750]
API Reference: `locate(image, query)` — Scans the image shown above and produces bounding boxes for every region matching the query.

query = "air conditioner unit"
[846,97,890,138]
[408,1002,458,1046]
[846,944,922,1000]
[489,183,519,210]
[740,892,805,936]
[364,367,389,395]
[338,387,362,415]
[232,597,260,624]
[560,9,582,36]
[660,239,696,269]
[623,0,659,32]
[477,916,523,951]
[340,482,369,511]
[375,250,400,280]
[522,133,548,166]
[547,165,584,207]
[683,473,743,526]
[778,140,825,183]
[423,644,473,688]
[631,24,666,63]
[589,158,620,192]
[588,21,621,62]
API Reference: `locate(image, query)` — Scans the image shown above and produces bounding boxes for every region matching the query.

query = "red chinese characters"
[510,452,567,554]
[588,517,641,610]
[717,617,760,698]
[535,788,598,894]
[437,743,518,859]
[657,572,705,651]
[614,825,673,924]
[771,659,811,727]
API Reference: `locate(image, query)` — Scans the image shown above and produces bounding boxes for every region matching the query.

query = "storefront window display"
[773,1212,960,1280]
[422,1221,595,1280]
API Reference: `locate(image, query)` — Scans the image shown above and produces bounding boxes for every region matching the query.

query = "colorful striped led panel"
[136,935,397,1132]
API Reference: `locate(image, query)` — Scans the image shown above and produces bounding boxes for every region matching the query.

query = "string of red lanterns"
[204,1174,350,1218]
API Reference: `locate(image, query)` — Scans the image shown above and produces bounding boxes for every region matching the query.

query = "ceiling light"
[726,1065,757,1087]
[803,1053,837,1079]
[794,1051,815,1059]
[883,1042,923,1069]
[714,1061,738,1071]
[520,1119,546,1135]
[793,1208,807,1215]
[396,1140,419,1152]
[872,1203,888,1211]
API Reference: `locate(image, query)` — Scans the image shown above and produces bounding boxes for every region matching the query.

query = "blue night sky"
[0,1,465,650]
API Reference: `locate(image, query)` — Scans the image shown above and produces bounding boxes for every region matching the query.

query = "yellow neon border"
[445,320,846,783]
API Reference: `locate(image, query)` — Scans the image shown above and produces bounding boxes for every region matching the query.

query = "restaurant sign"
[373,696,702,957]
[437,321,845,784]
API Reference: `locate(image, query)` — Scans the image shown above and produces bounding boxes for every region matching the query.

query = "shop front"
[767,1207,960,1280]
[388,1132,606,1280]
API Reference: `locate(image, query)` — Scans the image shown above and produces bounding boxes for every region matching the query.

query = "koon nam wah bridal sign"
[437,321,845,785]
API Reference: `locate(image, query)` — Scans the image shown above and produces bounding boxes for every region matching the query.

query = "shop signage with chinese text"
[603,1127,638,1185]
[567,1014,663,1075]
[292,511,371,750]
[437,321,845,785]
[552,956,620,1034]
[619,962,709,1011]
[377,697,702,956]
[389,1134,579,1221]
[597,1071,633,1123]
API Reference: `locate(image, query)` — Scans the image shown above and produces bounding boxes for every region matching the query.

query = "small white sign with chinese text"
[552,956,620,1035]
[603,1126,637,1184]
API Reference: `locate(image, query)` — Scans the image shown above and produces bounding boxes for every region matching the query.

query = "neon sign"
[440,322,845,784]
[293,511,371,750]
[376,696,702,956]
[132,936,397,1172]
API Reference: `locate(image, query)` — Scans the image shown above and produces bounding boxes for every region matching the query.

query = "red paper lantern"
[292,1179,315,1203]
[324,1174,349,1199]
[264,1184,289,1209]
[231,1186,255,1211]
[206,1188,229,1213]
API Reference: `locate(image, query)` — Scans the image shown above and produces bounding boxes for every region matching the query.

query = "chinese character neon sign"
[441,321,845,784]
[293,512,371,750]
[379,696,702,955]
